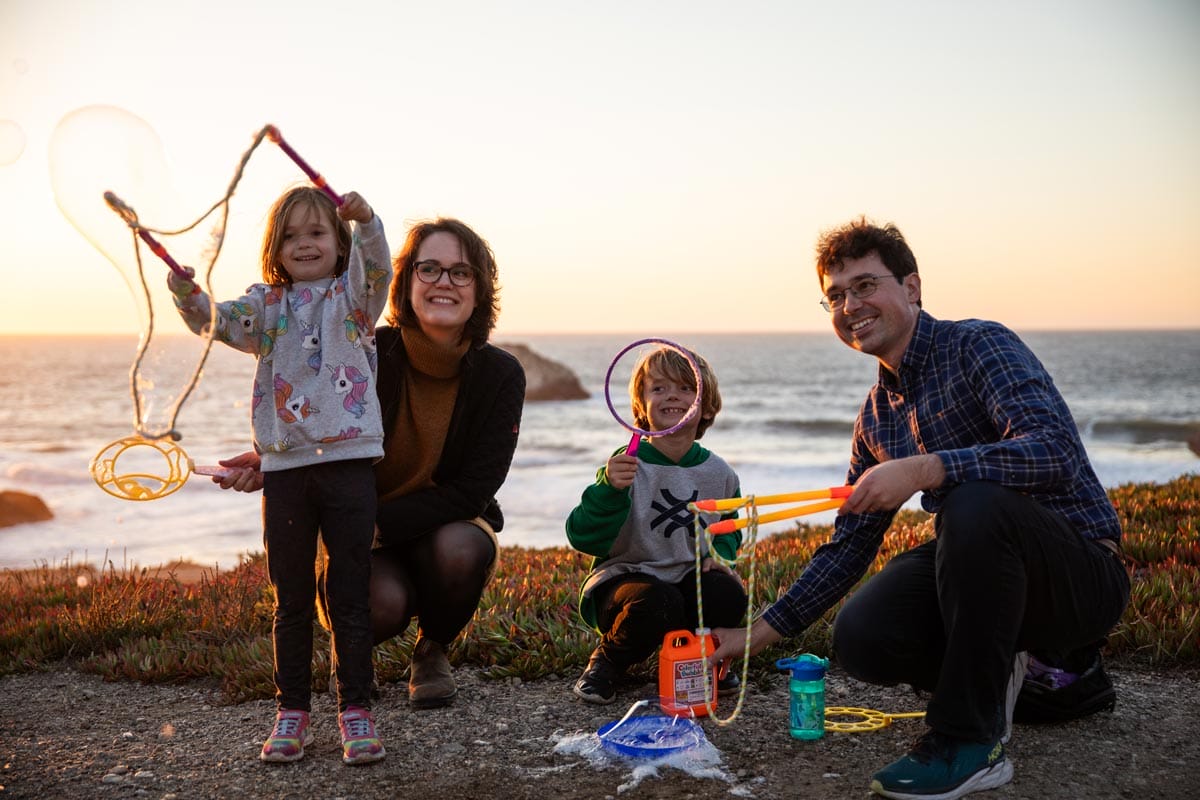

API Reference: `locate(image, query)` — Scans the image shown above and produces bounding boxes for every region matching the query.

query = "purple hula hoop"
[604,338,704,455]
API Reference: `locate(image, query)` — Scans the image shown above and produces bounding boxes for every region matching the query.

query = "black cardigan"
[373,326,526,545]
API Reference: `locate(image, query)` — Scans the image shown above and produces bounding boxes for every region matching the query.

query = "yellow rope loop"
[689,493,761,726]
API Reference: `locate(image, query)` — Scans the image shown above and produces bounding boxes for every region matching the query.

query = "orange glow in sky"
[1,0,1198,336]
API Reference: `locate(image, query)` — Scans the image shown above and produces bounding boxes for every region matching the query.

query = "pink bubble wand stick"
[103,190,189,279]
[265,125,344,207]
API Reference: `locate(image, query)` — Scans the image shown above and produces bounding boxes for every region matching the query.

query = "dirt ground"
[1,656,1195,800]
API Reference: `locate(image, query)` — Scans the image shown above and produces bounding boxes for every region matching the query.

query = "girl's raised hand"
[337,191,374,223]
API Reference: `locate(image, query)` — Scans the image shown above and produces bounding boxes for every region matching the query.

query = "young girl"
[565,344,748,704]
[169,186,391,764]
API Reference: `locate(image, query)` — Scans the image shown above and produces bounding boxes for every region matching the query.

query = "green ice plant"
[1,476,1196,701]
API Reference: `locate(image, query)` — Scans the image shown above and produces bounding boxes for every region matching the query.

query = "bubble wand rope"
[689,497,760,725]
[101,122,347,439]
[92,124,346,499]
[689,486,854,724]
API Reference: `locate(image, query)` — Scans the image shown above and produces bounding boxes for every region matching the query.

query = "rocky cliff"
[496,342,588,402]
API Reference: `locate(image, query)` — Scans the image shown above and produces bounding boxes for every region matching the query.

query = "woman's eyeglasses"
[414,261,475,287]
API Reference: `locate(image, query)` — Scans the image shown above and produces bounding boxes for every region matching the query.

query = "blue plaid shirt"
[763,311,1121,637]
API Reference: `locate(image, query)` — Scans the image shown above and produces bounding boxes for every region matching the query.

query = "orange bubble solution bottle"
[658,628,721,718]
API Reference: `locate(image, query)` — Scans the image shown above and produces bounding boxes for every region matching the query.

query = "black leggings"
[592,568,748,671]
[365,521,496,646]
[832,481,1130,742]
[263,459,376,713]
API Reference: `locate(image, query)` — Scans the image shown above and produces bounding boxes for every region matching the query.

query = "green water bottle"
[776,654,829,740]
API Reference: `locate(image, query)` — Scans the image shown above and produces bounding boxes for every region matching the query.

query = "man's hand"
[839,453,945,515]
[707,618,783,671]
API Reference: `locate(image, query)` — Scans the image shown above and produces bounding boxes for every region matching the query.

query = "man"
[710,218,1129,800]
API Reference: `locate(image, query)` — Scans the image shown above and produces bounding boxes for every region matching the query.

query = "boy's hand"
[337,191,374,224]
[604,453,638,490]
[700,556,736,577]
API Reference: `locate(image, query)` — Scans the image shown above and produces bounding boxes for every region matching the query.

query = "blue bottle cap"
[776,654,829,681]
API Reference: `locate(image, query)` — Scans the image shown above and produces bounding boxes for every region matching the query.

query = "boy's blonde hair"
[629,345,722,439]
[260,186,352,286]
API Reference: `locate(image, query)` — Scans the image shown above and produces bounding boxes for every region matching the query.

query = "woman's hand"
[212,451,264,493]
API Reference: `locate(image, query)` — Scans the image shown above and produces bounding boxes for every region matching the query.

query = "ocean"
[1,330,1197,571]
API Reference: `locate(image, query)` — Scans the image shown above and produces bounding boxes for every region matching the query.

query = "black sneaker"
[1012,652,1116,724]
[716,670,740,694]
[573,655,619,705]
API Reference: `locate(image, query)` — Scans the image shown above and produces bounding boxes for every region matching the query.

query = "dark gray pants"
[832,481,1129,742]
[263,459,376,713]
[593,568,748,671]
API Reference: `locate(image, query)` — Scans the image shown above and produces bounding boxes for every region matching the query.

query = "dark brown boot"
[409,636,457,709]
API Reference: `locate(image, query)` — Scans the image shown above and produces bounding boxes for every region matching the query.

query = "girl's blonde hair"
[629,345,722,439]
[260,186,351,286]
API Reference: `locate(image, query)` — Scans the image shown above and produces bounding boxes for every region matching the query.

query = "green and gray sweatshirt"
[565,441,742,629]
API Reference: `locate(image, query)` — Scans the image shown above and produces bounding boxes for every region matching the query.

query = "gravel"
[1,658,1196,799]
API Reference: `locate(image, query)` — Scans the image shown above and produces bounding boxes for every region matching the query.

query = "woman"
[216,218,526,710]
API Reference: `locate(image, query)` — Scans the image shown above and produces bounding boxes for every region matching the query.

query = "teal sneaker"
[870,730,1012,799]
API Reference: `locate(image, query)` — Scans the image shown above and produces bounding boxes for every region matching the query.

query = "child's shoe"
[259,709,312,763]
[339,705,386,765]
[572,652,619,705]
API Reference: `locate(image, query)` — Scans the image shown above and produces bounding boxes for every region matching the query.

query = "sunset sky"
[1,0,1197,336]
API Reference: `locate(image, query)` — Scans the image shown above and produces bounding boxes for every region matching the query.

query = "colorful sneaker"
[870,730,1012,800]
[338,706,385,765]
[259,709,312,763]
[1002,651,1029,744]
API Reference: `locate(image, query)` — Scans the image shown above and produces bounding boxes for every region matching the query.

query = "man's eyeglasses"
[414,261,475,287]
[819,274,898,312]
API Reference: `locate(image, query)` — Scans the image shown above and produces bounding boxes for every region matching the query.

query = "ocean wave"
[1084,419,1200,444]
[755,418,854,436]
[3,461,93,485]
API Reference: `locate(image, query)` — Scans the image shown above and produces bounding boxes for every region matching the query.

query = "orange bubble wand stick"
[698,486,853,535]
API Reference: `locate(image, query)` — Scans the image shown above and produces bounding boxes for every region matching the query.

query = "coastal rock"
[0,489,54,528]
[498,342,588,402]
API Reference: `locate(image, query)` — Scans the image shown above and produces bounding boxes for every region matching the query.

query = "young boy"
[566,344,747,704]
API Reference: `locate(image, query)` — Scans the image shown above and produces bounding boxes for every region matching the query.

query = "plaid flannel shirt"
[762,311,1121,637]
